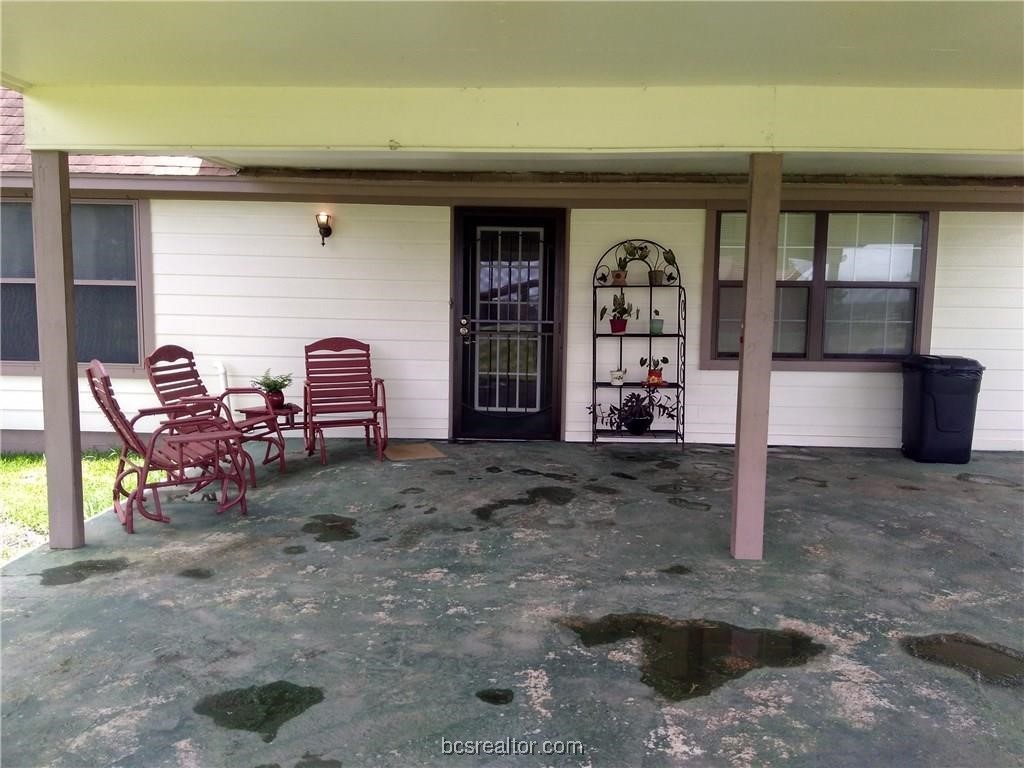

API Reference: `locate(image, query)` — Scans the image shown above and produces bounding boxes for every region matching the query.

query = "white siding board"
[931,212,1024,451]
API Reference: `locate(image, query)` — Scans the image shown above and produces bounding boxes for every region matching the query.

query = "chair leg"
[374,424,384,462]
[318,427,327,465]
[364,424,371,447]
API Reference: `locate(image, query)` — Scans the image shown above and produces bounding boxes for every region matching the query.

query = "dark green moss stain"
[609,451,662,463]
[897,485,925,491]
[253,764,282,768]
[561,613,825,700]
[422,507,437,515]
[585,484,620,496]
[401,487,425,495]
[39,558,129,586]
[667,498,711,512]
[432,469,456,476]
[476,688,514,705]
[384,503,406,511]
[956,473,1020,488]
[302,515,359,542]
[901,633,1024,687]
[371,536,390,542]
[791,476,828,488]
[155,652,186,665]
[650,482,697,495]
[611,471,637,480]
[177,568,213,579]
[513,468,575,482]
[193,680,324,742]
[657,460,679,470]
[472,486,576,522]
[282,545,307,555]
[586,519,616,528]
[486,466,504,473]
[660,565,692,575]
[294,752,343,768]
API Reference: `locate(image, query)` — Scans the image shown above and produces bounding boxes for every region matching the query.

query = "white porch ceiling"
[2,1,1022,90]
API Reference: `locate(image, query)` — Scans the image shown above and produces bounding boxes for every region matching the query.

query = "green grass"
[0,450,127,562]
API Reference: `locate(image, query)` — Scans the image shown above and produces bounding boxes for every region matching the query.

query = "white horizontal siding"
[930,211,1024,451]
[1,201,452,442]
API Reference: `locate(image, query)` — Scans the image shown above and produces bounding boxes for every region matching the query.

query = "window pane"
[826,213,922,282]
[1,202,34,278]
[74,285,138,363]
[824,288,915,356]
[71,204,136,281]
[718,212,815,281]
[1,284,39,360]
[717,286,808,356]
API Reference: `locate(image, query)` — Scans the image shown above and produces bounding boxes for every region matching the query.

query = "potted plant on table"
[600,293,638,334]
[251,369,293,410]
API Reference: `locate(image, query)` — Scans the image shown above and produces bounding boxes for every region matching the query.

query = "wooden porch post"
[31,150,85,549]
[730,152,783,560]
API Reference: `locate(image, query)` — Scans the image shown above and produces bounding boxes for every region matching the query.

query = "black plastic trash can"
[901,355,985,464]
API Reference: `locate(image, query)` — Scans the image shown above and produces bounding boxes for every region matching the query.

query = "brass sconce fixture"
[315,212,333,246]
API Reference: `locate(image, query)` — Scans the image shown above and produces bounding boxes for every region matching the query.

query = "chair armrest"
[221,388,274,411]
[373,378,387,407]
[163,428,242,445]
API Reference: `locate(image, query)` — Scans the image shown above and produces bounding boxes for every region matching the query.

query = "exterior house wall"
[1,203,1021,452]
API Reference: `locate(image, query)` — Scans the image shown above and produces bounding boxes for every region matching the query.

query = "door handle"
[459,327,469,336]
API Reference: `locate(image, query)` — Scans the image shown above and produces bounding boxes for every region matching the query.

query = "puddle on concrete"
[282,545,307,555]
[901,633,1024,687]
[790,476,828,488]
[302,515,360,542]
[585,484,620,496]
[667,498,711,511]
[650,482,698,495]
[611,471,637,480]
[660,565,692,575]
[476,688,514,705]
[472,486,576,522]
[401,487,425,495]
[294,752,343,768]
[561,613,825,700]
[656,460,679,470]
[956,473,1020,488]
[177,568,213,579]
[486,466,503,473]
[193,680,324,743]
[39,558,130,586]
[513,468,575,482]
[432,469,456,476]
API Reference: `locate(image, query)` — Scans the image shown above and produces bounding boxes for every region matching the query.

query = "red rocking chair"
[145,344,288,476]
[86,359,249,533]
[303,337,388,464]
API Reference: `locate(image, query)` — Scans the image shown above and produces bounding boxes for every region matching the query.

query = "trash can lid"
[902,354,984,371]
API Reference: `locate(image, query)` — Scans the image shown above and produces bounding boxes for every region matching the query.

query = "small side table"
[238,402,303,432]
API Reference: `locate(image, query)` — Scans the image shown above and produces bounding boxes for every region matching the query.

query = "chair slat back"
[86,359,147,455]
[305,338,375,408]
[145,344,210,405]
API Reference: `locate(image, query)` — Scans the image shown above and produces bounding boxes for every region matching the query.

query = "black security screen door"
[453,209,565,440]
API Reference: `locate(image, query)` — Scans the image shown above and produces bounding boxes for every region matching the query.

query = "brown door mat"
[383,443,447,461]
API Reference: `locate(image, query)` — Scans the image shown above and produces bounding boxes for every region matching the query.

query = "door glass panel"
[474,227,544,412]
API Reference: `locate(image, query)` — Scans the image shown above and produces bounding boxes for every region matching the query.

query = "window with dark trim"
[712,210,929,362]
[1,200,144,365]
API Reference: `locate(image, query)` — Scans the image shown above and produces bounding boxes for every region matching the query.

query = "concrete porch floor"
[2,440,1022,768]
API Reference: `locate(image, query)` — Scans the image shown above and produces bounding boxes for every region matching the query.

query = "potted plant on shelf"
[599,293,638,333]
[641,355,670,387]
[650,308,664,335]
[589,386,679,436]
[609,367,627,386]
[609,247,637,286]
[646,248,679,286]
[251,369,293,409]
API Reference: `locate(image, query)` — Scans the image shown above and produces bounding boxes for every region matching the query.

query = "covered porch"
[2,440,1021,767]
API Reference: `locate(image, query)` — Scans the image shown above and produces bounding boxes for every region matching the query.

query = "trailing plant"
[589,386,679,432]
[251,370,293,393]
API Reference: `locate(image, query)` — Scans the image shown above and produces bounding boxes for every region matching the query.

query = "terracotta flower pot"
[648,270,665,286]
[610,270,628,286]
[609,318,627,334]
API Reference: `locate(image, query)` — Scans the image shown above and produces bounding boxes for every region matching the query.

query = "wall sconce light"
[315,212,333,246]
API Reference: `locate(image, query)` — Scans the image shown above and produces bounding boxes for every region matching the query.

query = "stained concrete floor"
[2,441,1022,768]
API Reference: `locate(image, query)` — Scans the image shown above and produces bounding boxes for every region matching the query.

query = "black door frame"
[450,207,568,441]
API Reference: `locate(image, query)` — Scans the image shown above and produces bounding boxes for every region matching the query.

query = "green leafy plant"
[251,370,293,393]
[621,241,650,268]
[589,387,679,432]
[640,355,670,372]
[599,292,639,321]
[648,248,678,283]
